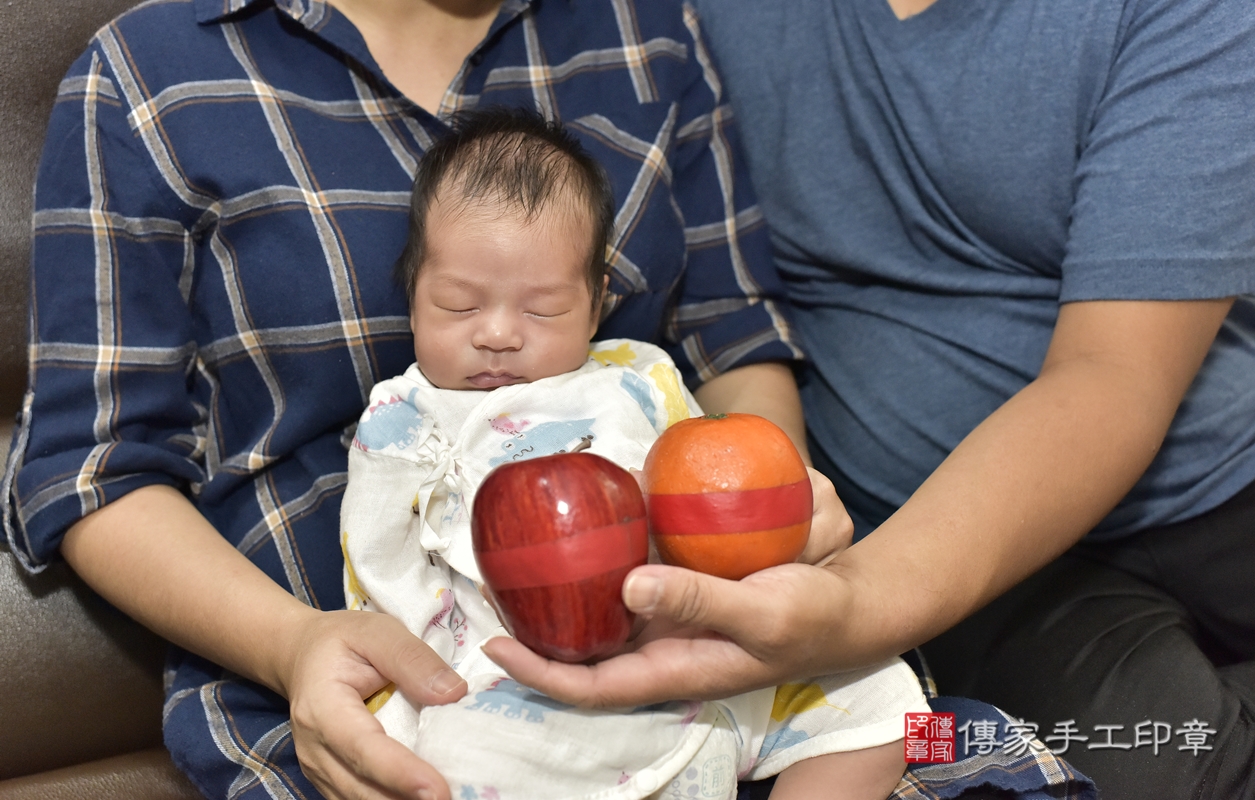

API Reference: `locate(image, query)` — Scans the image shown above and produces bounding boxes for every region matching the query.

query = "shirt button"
[635,769,660,792]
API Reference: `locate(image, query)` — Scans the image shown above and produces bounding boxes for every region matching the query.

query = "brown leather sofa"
[0,2,202,797]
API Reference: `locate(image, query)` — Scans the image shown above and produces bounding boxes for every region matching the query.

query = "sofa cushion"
[0,531,170,779]
[0,748,200,800]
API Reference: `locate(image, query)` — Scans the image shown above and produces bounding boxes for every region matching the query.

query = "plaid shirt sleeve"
[4,44,205,570]
[657,3,803,384]
[663,4,805,385]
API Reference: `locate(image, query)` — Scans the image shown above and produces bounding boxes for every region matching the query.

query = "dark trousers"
[921,479,1255,799]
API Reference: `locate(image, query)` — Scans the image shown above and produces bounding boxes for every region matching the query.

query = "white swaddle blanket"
[341,339,928,799]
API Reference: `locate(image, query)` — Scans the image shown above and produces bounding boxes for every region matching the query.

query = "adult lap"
[922,480,1255,799]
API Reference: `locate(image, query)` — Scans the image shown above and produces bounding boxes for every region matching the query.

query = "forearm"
[61,484,315,696]
[483,369,1149,702]
[693,361,810,463]
[826,299,1234,662]
[827,364,1171,659]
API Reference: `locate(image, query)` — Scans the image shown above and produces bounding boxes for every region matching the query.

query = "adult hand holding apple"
[479,564,861,709]
[480,467,862,708]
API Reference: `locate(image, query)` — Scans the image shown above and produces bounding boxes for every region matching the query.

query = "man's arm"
[832,297,1233,656]
[484,298,1233,702]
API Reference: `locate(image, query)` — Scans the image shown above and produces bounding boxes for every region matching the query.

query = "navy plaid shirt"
[6,0,802,571]
[2,0,801,793]
[0,1,1102,797]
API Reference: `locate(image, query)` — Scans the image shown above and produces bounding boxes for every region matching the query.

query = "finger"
[306,732,429,800]
[628,466,645,491]
[292,676,450,800]
[481,636,604,702]
[482,630,764,708]
[350,613,468,707]
[312,758,406,800]
[798,468,854,567]
[621,563,847,660]
[286,612,463,800]
[322,697,450,800]
[619,564,756,634]
[490,565,855,708]
[488,564,779,704]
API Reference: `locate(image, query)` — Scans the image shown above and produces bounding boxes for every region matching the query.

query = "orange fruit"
[641,413,812,580]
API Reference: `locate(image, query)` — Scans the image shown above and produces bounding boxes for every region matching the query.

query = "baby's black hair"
[396,106,616,310]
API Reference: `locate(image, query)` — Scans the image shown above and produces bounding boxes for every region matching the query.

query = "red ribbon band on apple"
[476,518,648,591]
[647,478,812,534]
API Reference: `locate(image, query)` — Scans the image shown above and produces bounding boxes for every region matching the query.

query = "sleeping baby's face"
[410,198,602,390]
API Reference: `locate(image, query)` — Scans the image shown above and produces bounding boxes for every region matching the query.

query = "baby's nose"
[472,310,523,352]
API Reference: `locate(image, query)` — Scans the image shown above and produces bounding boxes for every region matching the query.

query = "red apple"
[471,452,648,663]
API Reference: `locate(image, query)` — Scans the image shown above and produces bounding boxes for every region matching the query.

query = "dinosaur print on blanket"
[487,418,596,467]
[354,389,424,451]
[465,679,571,723]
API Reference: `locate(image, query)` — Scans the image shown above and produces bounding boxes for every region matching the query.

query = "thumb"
[355,612,467,707]
[622,564,750,634]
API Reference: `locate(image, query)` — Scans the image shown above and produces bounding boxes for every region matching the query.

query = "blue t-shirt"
[695,0,1255,539]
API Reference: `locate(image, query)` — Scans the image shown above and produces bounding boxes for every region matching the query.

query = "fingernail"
[428,668,463,697]
[416,790,435,800]
[623,573,662,613]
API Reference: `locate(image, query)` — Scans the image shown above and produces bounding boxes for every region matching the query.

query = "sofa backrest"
[0,0,171,782]
[1,0,143,415]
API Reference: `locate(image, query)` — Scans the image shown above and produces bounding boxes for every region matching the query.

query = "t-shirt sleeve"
[662,3,806,385]
[3,45,204,571]
[1061,0,1255,302]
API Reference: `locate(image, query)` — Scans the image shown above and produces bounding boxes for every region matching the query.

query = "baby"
[340,107,928,800]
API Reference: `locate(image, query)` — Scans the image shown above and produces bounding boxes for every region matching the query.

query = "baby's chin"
[421,358,587,390]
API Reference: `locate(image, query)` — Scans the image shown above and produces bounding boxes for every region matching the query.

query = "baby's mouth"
[468,371,523,389]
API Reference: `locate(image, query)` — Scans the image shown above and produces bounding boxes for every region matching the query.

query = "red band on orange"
[646,479,812,535]
[475,518,648,591]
